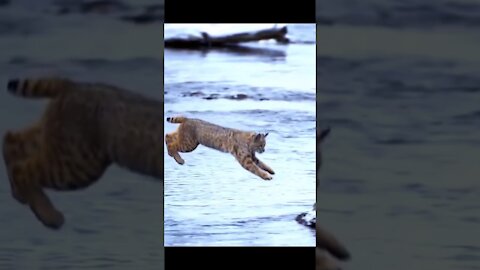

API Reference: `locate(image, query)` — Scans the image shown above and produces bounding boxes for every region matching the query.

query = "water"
[164,24,317,246]
[0,1,163,269]
[317,1,480,269]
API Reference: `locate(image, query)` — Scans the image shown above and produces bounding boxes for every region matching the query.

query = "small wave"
[51,0,164,24]
[321,178,366,195]
[454,110,480,121]
[461,216,480,224]
[105,188,132,200]
[400,183,480,202]
[316,1,480,28]
[166,44,287,59]
[68,57,162,69]
[374,137,425,145]
[167,82,315,102]
[318,56,480,100]
[73,227,99,235]
[0,15,42,36]
[120,4,163,24]
[443,245,480,252]
[444,253,480,262]
[385,206,436,219]
[53,0,131,15]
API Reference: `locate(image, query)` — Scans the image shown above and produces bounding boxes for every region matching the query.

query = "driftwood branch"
[165,26,290,49]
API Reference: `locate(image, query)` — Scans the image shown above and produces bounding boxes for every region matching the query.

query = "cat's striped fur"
[3,77,163,229]
[165,116,274,180]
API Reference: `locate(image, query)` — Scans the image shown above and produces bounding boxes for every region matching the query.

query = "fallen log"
[164,26,290,49]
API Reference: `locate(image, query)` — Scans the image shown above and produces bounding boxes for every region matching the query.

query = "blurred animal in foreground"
[3,77,163,230]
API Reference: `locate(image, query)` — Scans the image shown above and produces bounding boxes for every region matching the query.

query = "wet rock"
[227,93,248,100]
[204,94,220,100]
[295,210,315,228]
[183,91,204,97]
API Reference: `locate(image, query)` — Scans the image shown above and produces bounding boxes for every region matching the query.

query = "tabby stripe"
[21,161,31,188]
[66,159,85,188]
[56,160,69,189]
[34,157,46,187]
[49,147,63,188]
[65,161,86,188]
[80,147,98,173]
[76,156,97,184]
[66,160,91,189]
[52,156,67,189]
[241,154,252,165]
[41,158,52,187]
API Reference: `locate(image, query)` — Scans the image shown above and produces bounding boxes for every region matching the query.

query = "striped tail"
[7,78,73,98]
[166,116,187,124]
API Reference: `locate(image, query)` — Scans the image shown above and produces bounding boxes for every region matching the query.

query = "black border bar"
[165,0,315,23]
[165,247,314,269]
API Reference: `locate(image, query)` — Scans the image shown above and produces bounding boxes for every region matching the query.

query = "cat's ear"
[264,132,269,137]
[255,133,262,141]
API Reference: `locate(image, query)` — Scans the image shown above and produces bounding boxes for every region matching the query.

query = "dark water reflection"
[317,1,480,269]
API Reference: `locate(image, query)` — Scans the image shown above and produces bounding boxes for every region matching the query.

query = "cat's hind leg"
[6,156,65,229]
[26,186,65,230]
[3,126,42,204]
[176,134,199,153]
[165,132,185,165]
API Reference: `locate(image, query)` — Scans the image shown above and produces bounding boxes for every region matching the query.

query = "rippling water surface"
[317,1,480,269]
[164,24,316,246]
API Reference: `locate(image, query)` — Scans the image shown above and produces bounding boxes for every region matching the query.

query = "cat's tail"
[166,116,187,124]
[7,78,74,98]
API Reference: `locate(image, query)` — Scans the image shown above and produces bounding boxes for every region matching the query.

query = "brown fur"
[165,116,274,180]
[3,77,164,229]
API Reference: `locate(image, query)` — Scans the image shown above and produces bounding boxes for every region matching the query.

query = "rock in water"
[295,207,316,228]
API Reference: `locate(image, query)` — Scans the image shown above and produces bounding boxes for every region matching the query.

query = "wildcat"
[165,116,274,180]
[3,77,163,229]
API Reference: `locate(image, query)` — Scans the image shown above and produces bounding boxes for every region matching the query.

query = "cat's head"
[250,132,269,153]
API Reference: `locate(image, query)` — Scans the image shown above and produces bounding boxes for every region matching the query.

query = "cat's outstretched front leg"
[235,154,272,180]
[253,156,275,175]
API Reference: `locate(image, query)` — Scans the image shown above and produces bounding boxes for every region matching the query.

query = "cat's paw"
[262,174,273,180]
[174,156,185,165]
[42,210,65,230]
[30,204,65,230]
